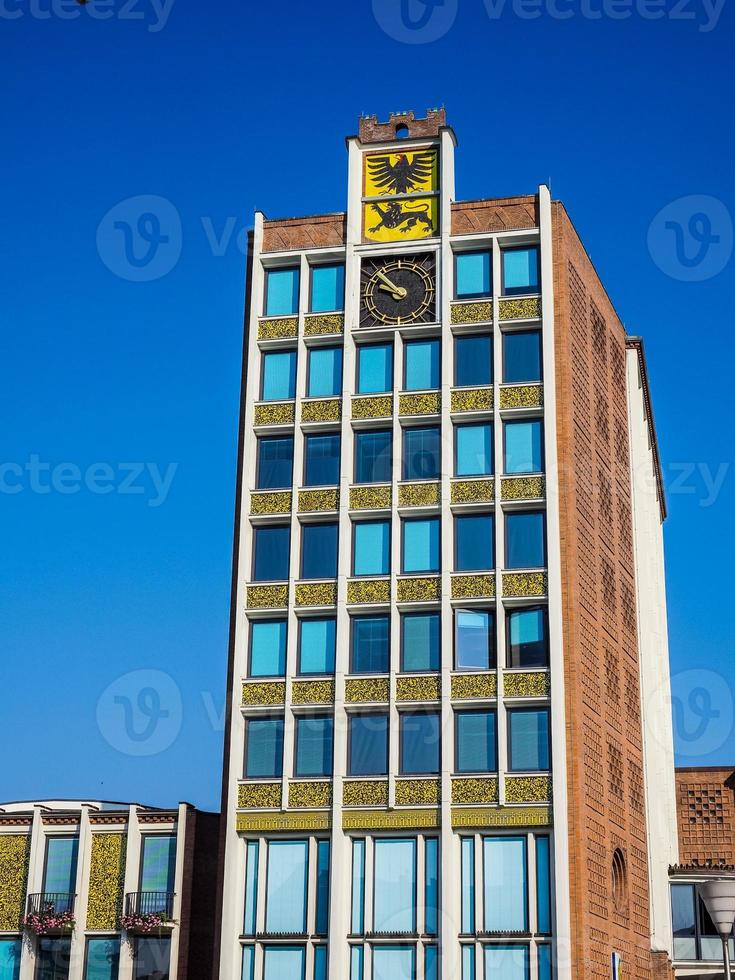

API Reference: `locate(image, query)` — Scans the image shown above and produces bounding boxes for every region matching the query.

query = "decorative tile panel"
[343,809,439,830]
[303,313,344,336]
[397,577,440,602]
[295,581,338,606]
[250,491,292,516]
[301,398,342,423]
[298,488,339,512]
[291,680,335,705]
[398,482,440,508]
[451,673,497,700]
[0,835,30,931]
[396,675,441,701]
[247,584,288,609]
[345,677,389,703]
[499,385,543,410]
[351,395,393,420]
[343,780,389,808]
[258,317,298,340]
[451,805,552,829]
[502,572,548,597]
[87,833,126,931]
[504,775,552,804]
[398,392,440,416]
[241,682,286,707]
[347,579,390,604]
[504,672,550,698]
[452,777,499,805]
[451,574,496,600]
[254,402,295,426]
[499,296,541,320]
[237,782,282,809]
[501,476,545,501]
[288,782,333,808]
[395,779,441,806]
[350,485,392,510]
[237,811,331,833]
[451,387,494,413]
[450,301,493,324]
[451,478,495,504]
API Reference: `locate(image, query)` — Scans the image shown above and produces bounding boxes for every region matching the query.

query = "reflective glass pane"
[0,942,20,980]
[455,514,494,572]
[308,347,343,398]
[401,613,440,672]
[425,838,439,936]
[253,526,290,581]
[357,344,392,394]
[295,716,333,777]
[354,431,392,484]
[373,840,416,932]
[351,616,389,673]
[257,437,294,489]
[350,946,363,980]
[400,713,440,774]
[455,335,492,387]
[133,938,170,980]
[456,711,497,773]
[311,264,344,313]
[241,946,255,980]
[315,841,330,935]
[456,424,493,477]
[403,427,440,480]
[461,839,475,934]
[462,946,476,980]
[353,522,390,576]
[299,618,336,675]
[538,946,552,980]
[505,512,546,569]
[262,351,296,401]
[266,268,300,316]
[502,247,539,294]
[484,944,529,980]
[508,710,550,771]
[503,331,541,384]
[372,947,415,980]
[250,620,287,678]
[44,837,78,894]
[504,421,543,474]
[536,836,551,934]
[351,840,365,934]
[456,251,492,298]
[243,841,259,936]
[265,842,308,933]
[455,610,494,670]
[348,715,388,776]
[84,939,120,980]
[245,718,283,778]
[304,434,341,487]
[36,938,71,980]
[263,947,305,980]
[301,523,338,580]
[507,609,547,668]
[483,837,528,931]
[140,836,176,893]
[405,339,439,390]
[402,518,440,574]
[313,946,328,980]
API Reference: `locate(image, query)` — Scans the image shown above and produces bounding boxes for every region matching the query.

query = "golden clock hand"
[379,283,408,300]
[374,268,402,292]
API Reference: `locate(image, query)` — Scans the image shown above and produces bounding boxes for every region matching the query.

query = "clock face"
[361,253,436,327]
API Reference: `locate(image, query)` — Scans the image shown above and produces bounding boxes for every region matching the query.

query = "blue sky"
[1,0,733,811]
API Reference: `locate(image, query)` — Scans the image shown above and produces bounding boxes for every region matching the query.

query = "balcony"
[24,893,76,934]
[124,891,175,920]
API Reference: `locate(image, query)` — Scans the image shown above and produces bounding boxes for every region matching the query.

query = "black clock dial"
[361,254,436,327]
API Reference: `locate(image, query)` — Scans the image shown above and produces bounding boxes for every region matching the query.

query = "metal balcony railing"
[124,891,175,919]
[26,893,76,916]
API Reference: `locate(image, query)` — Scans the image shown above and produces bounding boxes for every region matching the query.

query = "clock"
[360,253,436,327]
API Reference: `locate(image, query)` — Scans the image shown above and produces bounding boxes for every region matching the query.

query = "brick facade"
[675,767,735,867]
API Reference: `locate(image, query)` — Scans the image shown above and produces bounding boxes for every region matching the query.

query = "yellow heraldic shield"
[364,149,439,197]
[362,197,439,243]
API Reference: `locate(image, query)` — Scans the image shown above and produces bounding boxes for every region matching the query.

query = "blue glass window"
[507,608,548,668]
[308,347,343,397]
[241,946,255,980]
[403,426,440,480]
[261,350,297,401]
[404,339,440,390]
[133,938,170,980]
[455,424,493,477]
[506,512,546,569]
[484,944,529,980]
[310,264,344,313]
[455,514,494,572]
[37,939,72,980]
[373,839,416,933]
[455,334,492,387]
[504,421,543,474]
[265,842,308,933]
[400,712,440,774]
[456,710,497,773]
[250,620,286,678]
[245,718,283,778]
[462,946,476,980]
[671,884,697,960]
[354,430,392,484]
[483,837,528,932]
[402,518,440,574]
[401,613,440,672]
[84,939,120,980]
[348,714,388,776]
[315,841,330,936]
[508,709,550,771]
[314,947,328,980]
[372,947,415,980]
[536,836,551,934]
[299,618,336,675]
[253,525,290,581]
[537,946,552,980]
[301,523,338,580]
[243,841,259,936]
[455,609,495,670]
[0,942,21,980]
[295,716,333,777]
[351,839,366,934]
[502,246,539,295]
[304,434,341,487]
[257,436,294,489]
[350,946,363,980]
[503,331,541,383]
[351,616,389,673]
[461,839,475,934]
[357,343,392,394]
[456,251,492,298]
[353,521,390,576]
[425,945,438,980]
[263,946,305,980]
[265,267,300,316]
[425,839,439,936]
[140,835,176,893]
[44,837,78,894]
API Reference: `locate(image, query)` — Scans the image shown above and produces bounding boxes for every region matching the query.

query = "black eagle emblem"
[367,152,435,195]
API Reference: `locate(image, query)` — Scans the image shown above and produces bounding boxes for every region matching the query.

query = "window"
[455,424,493,477]
[483,837,528,931]
[425,839,439,936]
[351,615,389,673]
[243,841,259,936]
[301,523,338,580]
[402,518,440,574]
[401,613,440,672]
[455,514,494,572]
[315,841,330,935]
[461,839,475,934]
[307,347,343,397]
[506,512,546,569]
[372,947,415,980]
[502,246,539,295]
[44,837,78,895]
[404,339,440,390]
[310,264,344,313]
[265,267,300,316]
[507,608,548,668]
[353,521,390,576]
[350,947,363,980]
[36,939,71,980]
[508,709,550,771]
[373,839,416,932]
[263,947,305,980]
[299,618,336,674]
[133,938,170,980]
[357,343,392,394]
[462,946,476,980]
[403,426,440,480]
[455,609,495,670]
[354,430,392,484]
[253,525,290,581]
[250,620,287,677]
[261,350,297,401]
[242,946,255,980]
[0,941,21,980]
[351,839,365,934]
[484,944,529,980]
[425,945,438,980]
[537,946,552,980]
[455,334,492,387]
[244,718,284,778]
[503,330,541,383]
[304,434,341,487]
[671,884,697,960]
[140,836,176,894]
[400,712,440,774]
[455,710,497,773]
[536,836,551,934]
[314,946,327,980]
[348,714,388,775]
[265,841,308,933]
[295,716,333,777]
[504,421,543,474]
[84,940,120,980]
[257,436,293,490]
[455,250,492,298]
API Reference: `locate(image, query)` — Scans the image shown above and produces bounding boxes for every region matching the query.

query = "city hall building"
[216,109,682,980]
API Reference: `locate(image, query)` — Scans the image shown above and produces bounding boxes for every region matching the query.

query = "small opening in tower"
[395,123,409,139]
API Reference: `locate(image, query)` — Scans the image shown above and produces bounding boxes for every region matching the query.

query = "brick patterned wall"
[262,213,346,252]
[451,196,538,235]
[675,767,735,866]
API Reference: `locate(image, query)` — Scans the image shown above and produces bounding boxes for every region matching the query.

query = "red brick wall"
[676,767,735,866]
